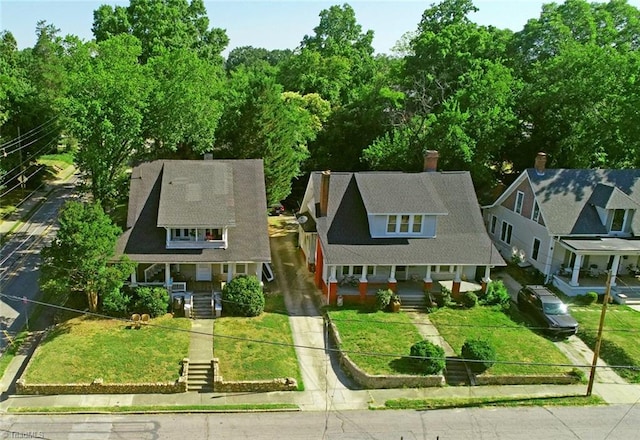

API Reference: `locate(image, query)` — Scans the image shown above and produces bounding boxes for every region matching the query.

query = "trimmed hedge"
[222,275,265,317]
[461,338,496,373]
[410,340,445,375]
[462,292,478,308]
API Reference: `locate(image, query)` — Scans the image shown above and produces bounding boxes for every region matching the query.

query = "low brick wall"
[474,373,580,386]
[16,377,187,395]
[328,320,445,389]
[212,358,298,392]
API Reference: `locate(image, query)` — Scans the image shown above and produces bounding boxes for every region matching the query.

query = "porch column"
[570,254,583,287]
[329,265,338,304]
[452,265,462,297]
[388,265,397,292]
[130,270,138,287]
[481,265,492,293]
[165,263,171,288]
[227,263,235,283]
[165,228,171,247]
[255,262,263,284]
[423,265,433,292]
[359,265,368,302]
[610,255,621,287]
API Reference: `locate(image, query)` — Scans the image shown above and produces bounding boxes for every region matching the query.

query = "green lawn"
[24,315,190,384]
[429,306,574,375]
[213,294,302,386]
[327,308,426,375]
[570,304,640,383]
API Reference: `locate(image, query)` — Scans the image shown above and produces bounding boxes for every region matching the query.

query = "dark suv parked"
[517,285,578,338]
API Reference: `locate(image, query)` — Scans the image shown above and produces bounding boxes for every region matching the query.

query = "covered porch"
[551,237,640,301]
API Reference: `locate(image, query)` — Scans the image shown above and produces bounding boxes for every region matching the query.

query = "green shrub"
[462,291,478,308]
[222,275,265,317]
[101,288,131,316]
[435,288,452,308]
[461,338,496,373]
[133,287,170,317]
[480,280,511,309]
[375,288,394,311]
[410,340,445,374]
[578,291,598,305]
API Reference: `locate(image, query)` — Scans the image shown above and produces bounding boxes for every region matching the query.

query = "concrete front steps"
[399,294,427,312]
[191,294,214,319]
[187,361,213,392]
[444,357,473,386]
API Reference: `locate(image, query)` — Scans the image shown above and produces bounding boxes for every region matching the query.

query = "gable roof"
[115,159,270,263]
[157,161,236,227]
[311,170,504,266]
[526,168,640,235]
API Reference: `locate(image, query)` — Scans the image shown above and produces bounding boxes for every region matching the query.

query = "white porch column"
[165,228,171,247]
[165,263,171,287]
[360,265,368,283]
[389,265,396,283]
[610,255,621,287]
[570,254,583,287]
[130,271,138,287]
[424,265,432,283]
[255,262,263,281]
[329,265,337,282]
[454,265,462,282]
[227,263,235,283]
[483,265,492,284]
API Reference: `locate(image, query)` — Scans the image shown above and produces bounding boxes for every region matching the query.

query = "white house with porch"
[297,151,505,305]
[483,152,640,303]
[114,159,271,316]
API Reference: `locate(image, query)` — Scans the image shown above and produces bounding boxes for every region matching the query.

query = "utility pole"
[586,270,612,396]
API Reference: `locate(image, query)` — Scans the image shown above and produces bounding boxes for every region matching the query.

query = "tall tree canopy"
[65,34,151,206]
[92,0,228,63]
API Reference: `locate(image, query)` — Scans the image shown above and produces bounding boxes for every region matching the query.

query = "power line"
[1,124,60,158]
[0,116,58,151]
[2,292,639,371]
[1,136,59,180]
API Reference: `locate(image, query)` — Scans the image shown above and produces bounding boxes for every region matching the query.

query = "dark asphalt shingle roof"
[115,160,270,263]
[312,171,504,266]
[527,169,640,235]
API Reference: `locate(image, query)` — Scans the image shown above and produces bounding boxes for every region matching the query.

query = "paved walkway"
[188,319,214,362]
[406,312,456,357]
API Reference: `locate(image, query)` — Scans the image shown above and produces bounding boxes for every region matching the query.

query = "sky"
[2,0,640,56]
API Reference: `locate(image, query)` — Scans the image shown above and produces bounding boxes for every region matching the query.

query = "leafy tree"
[92,0,229,63]
[226,46,292,72]
[132,286,170,317]
[142,49,225,159]
[217,65,329,203]
[40,201,136,312]
[65,34,152,206]
[222,275,264,317]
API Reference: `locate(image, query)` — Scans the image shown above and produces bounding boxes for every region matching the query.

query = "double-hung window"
[500,221,513,244]
[515,191,524,215]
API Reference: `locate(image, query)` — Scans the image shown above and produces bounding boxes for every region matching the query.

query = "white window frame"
[386,214,424,235]
[500,221,513,244]
[515,191,524,215]
[235,263,247,275]
[610,209,627,233]
[490,215,497,234]
[532,201,540,222]
[532,237,541,261]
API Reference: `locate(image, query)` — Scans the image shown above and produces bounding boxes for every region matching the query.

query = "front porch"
[553,273,640,304]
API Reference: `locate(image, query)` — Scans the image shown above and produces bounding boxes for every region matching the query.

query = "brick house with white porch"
[297,151,505,305]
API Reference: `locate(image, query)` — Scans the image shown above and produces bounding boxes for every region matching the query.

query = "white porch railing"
[171,281,187,292]
[144,263,164,282]
[166,240,227,250]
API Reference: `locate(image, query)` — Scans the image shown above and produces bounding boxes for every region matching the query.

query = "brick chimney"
[534,152,547,176]
[319,170,330,217]
[423,150,439,172]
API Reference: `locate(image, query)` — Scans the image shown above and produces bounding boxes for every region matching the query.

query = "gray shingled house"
[297,151,504,305]
[114,159,271,314]
[483,153,640,302]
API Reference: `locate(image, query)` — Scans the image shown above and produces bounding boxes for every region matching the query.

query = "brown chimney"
[534,152,547,175]
[319,170,330,217]
[423,150,439,172]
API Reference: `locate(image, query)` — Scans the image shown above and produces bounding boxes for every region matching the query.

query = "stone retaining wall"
[212,358,298,392]
[16,377,187,395]
[328,320,445,389]
[474,373,580,386]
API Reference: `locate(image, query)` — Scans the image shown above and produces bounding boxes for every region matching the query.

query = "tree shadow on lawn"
[388,357,427,375]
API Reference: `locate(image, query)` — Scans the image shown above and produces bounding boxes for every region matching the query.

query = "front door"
[196,264,212,281]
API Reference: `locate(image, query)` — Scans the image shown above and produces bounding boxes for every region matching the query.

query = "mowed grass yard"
[571,304,640,383]
[327,308,426,375]
[429,306,575,376]
[24,315,190,384]
[213,294,302,386]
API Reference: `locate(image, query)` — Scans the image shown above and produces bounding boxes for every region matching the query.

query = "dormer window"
[386,214,423,235]
[611,209,627,232]
[515,191,524,215]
